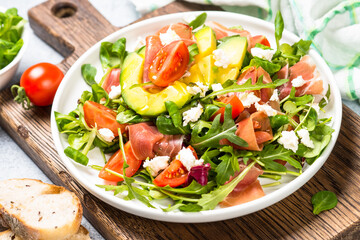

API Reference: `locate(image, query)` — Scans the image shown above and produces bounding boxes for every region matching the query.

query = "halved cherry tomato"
[251,35,271,48]
[157,23,194,46]
[143,35,163,83]
[99,142,142,182]
[148,41,189,87]
[101,68,121,93]
[83,101,126,136]
[211,95,244,122]
[153,159,188,187]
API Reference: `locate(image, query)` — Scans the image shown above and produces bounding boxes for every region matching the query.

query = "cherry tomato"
[101,68,121,93]
[148,41,189,87]
[211,95,244,122]
[19,62,64,106]
[99,142,142,182]
[251,35,271,48]
[83,100,126,136]
[143,35,162,83]
[153,159,188,187]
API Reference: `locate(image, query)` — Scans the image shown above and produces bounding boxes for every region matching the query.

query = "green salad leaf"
[100,38,127,71]
[249,57,281,75]
[312,191,338,215]
[188,12,207,30]
[81,64,97,86]
[274,11,284,49]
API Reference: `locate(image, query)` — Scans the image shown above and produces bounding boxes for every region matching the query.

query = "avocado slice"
[194,26,216,60]
[217,36,248,68]
[181,64,204,85]
[216,67,240,84]
[197,54,216,86]
[121,52,190,117]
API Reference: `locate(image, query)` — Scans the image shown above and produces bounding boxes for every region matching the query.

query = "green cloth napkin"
[131,0,360,101]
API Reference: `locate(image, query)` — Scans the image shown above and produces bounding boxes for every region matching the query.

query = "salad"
[0,8,25,70]
[55,12,334,212]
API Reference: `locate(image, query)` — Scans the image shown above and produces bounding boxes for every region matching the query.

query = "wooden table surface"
[0,0,359,239]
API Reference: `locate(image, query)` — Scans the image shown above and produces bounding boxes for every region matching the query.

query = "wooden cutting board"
[0,0,359,239]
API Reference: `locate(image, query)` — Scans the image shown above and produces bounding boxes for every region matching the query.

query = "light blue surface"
[0,1,139,239]
[0,1,359,239]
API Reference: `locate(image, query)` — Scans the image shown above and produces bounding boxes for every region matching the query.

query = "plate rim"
[50,11,343,223]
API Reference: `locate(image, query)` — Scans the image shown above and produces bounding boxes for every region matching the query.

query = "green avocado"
[217,36,248,68]
[121,52,190,117]
[194,26,216,59]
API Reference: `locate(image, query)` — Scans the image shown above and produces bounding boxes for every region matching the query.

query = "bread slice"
[0,179,83,240]
[0,225,91,240]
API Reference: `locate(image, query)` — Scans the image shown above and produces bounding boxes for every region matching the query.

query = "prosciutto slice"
[127,123,184,160]
[205,21,252,51]
[278,55,324,99]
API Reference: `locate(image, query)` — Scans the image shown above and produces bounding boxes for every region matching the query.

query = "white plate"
[51,11,342,223]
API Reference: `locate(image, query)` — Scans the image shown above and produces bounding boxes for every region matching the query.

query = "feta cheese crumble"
[186,82,209,97]
[159,26,181,46]
[291,75,306,87]
[108,85,121,99]
[278,130,299,153]
[176,147,204,171]
[251,47,276,61]
[212,49,231,69]
[182,103,203,126]
[297,129,314,148]
[98,128,115,142]
[269,89,279,102]
[255,102,278,116]
[211,83,223,92]
[237,92,260,108]
[143,156,170,176]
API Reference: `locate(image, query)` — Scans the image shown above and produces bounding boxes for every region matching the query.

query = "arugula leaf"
[156,115,183,135]
[81,64,97,86]
[257,144,302,170]
[91,84,109,106]
[99,38,127,71]
[289,87,314,106]
[162,201,184,212]
[162,180,216,195]
[312,191,338,215]
[188,13,207,29]
[198,161,256,210]
[96,184,128,196]
[190,105,248,151]
[54,111,83,133]
[179,204,202,212]
[275,11,284,49]
[319,85,331,108]
[215,146,240,185]
[165,101,189,134]
[201,104,220,121]
[304,124,334,159]
[249,57,281,75]
[299,107,318,131]
[269,115,289,130]
[0,8,25,69]
[203,78,288,101]
[116,109,150,124]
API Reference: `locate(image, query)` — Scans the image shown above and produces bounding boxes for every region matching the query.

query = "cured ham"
[205,21,252,51]
[237,66,273,103]
[157,23,195,46]
[127,123,184,160]
[278,55,324,99]
[153,134,184,159]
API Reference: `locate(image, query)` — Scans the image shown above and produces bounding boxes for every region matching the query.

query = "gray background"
[0,1,359,240]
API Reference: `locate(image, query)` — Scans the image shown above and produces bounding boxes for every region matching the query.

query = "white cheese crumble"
[211,83,223,92]
[186,82,209,97]
[255,102,278,116]
[159,26,181,46]
[278,130,299,153]
[250,47,276,61]
[98,128,115,142]
[297,129,314,148]
[108,85,121,99]
[176,147,204,171]
[269,89,279,102]
[212,49,231,69]
[182,103,203,126]
[291,75,306,87]
[143,156,170,177]
[237,92,261,108]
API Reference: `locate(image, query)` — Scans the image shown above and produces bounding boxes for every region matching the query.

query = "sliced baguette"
[0,225,90,240]
[0,179,82,240]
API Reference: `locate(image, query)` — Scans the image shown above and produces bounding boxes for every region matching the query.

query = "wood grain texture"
[0,0,359,239]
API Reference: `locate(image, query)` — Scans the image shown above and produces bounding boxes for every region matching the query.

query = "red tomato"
[148,41,189,87]
[157,23,194,46]
[153,160,188,187]
[99,142,142,182]
[101,68,121,93]
[211,95,244,122]
[19,62,64,106]
[143,35,162,83]
[83,101,126,136]
[251,35,271,48]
